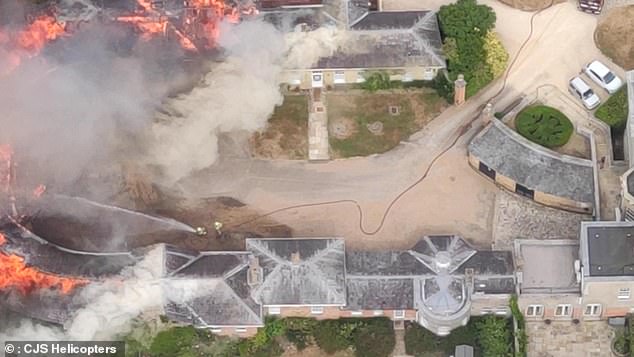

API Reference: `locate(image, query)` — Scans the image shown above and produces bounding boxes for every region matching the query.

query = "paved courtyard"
[527,321,616,357]
[493,191,591,250]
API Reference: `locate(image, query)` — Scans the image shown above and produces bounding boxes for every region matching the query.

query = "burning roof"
[0,224,138,280]
[0,15,67,76]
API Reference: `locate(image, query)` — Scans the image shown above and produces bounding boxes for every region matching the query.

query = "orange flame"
[1,15,67,76]
[0,234,87,295]
[0,145,85,295]
[117,0,255,50]
[116,15,168,40]
[16,16,66,54]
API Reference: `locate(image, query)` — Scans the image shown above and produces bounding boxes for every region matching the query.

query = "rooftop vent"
[291,252,301,264]
[247,257,263,287]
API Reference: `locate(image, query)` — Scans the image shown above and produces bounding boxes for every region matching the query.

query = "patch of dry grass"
[596,6,634,70]
[252,94,309,159]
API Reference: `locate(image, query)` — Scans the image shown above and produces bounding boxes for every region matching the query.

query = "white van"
[569,76,600,110]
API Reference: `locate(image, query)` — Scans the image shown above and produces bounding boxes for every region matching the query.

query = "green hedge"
[625,314,634,353]
[285,317,395,357]
[516,105,573,148]
[148,326,215,357]
[595,87,628,129]
[476,316,512,357]
[510,296,528,357]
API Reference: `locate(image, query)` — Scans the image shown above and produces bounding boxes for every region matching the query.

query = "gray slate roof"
[469,121,594,203]
[165,249,263,327]
[346,278,414,309]
[345,236,515,310]
[246,238,347,305]
[345,251,430,275]
[351,11,429,30]
[312,11,445,69]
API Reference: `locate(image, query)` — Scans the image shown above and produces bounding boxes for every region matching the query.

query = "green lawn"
[404,320,480,357]
[515,105,573,148]
[328,90,446,157]
[595,86,628,129]
[252,94,309,159]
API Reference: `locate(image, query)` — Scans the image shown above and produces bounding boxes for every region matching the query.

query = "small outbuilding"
[454,344,474,357]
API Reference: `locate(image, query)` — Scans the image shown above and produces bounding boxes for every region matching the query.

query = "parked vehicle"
[584,60,623,94]
[569,76,601,110]
[578,0,603,14]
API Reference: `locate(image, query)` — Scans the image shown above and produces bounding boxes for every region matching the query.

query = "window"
[311,306,324,315]
[235,328,247,333]
[210,328,222,333]
[372,310,383,316]
[555,304,572,317]
[584,304,601,316]
[423,68,435,80]
[268,307,281,315]
[334,71,346,84]
[526,305,544,317]
[393,310,405,319]
[480,308,494,315]
[402,73,413,82]
[356,73,366,83]
[515,184,535,200]
[478,161,496,180]
[618,288,631,300]
[495,307,510,316]
[350,311,363,316]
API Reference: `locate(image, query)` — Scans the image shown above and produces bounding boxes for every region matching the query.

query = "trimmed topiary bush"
[515,105,573,148]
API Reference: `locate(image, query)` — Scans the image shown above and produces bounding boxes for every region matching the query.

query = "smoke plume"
[0,17,185,190]
[146,20,285,183]
[147,20,347,183]
[0,246,217,341]
[0,1,350,341]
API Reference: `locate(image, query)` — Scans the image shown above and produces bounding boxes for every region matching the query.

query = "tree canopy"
[437,0,505,98]
[438,0,496,39]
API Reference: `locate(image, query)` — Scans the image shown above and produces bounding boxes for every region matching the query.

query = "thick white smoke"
[146,20,286,183]
[283,26,349,69]
[0,3,350,342]
[0,246,218,341]
[146,20,347,183]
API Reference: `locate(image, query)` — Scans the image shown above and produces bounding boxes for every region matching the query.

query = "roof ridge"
[251,264,283,304]
[220,280,263,325]
[410,11,446,67]
[247,240,286,265]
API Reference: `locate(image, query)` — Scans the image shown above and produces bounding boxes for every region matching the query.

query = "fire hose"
[229,0,556,235]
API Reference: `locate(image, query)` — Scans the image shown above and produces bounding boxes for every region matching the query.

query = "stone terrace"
[493,191,591,250]
[527,320,615,357]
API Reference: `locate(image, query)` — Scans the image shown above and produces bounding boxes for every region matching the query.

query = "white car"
[584,60,623,94]
[569,76,600,110]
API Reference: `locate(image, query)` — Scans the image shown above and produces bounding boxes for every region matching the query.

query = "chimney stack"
[482,102,493,124]
[291,252,301,264]
[454,74,466,106]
